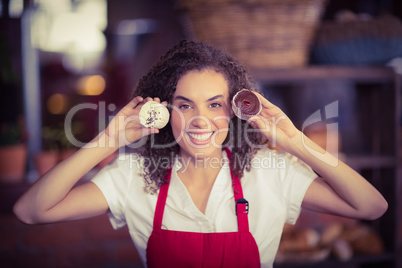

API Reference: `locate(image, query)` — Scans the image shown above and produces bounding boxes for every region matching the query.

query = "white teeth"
[187,132,213,141]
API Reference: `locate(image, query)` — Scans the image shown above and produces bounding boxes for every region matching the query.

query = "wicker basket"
[311,15,402,65]
[176,0,327,69]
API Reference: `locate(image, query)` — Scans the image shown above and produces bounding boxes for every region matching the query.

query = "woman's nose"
[188,111,210,129]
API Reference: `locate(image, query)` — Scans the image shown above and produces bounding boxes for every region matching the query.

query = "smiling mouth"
[187,132,214,142]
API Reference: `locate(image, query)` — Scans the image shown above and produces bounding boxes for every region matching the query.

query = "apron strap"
[224,148,250,233]
[153,148,250,233]
[153,169,172,231]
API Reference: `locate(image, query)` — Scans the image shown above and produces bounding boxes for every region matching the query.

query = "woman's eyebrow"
[207,95,224,102]
[174,95,193,103]
[173,94,224,102]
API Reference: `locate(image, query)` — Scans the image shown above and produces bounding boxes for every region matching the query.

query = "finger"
[125,96,144,109]
[153,97,161,103]
[142,127,159,136]
[131,97,154,113]
[253,92,276,109]
[144,97,153,103]
[248,120,257,129]
[248,115,260,124]
[249,115,271,132]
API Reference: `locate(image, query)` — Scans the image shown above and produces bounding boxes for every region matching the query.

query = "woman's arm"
[249,93,388,220]
[13,134,115,224]
[288,132,387,220]
[14,97,161,224]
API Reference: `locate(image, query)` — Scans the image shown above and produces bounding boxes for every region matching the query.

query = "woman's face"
[171,69,233,160]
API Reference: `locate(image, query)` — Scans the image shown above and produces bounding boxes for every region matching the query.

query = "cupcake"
[232,89,262,120]
[139,101,170,129]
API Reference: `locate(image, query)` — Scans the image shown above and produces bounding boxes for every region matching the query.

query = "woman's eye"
[179,104,191,110]
[210,103,222,108]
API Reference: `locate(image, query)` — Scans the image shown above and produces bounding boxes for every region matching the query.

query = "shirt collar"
[171,149,230,172]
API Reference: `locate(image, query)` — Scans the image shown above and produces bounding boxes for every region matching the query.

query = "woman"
[14,40,387,267]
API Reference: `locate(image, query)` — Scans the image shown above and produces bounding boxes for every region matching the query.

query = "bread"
[332,238,353,261]
[320,224,344,246]
[278,228,320,253]
[350,230,384,255]
[339,224,384,255]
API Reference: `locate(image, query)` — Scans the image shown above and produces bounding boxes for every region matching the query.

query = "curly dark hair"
[133,40,265,194]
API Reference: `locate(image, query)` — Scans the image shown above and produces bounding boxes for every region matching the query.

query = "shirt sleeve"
[91,154,139,229]
[279,152,317,225]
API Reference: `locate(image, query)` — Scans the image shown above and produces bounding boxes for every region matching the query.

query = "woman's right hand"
[104,96,164,148]
[13,96,167,225]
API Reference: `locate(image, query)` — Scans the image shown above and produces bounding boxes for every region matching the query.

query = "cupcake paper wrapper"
[232,89,262,120]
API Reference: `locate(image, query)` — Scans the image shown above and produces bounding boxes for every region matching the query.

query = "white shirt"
[91,148,316,267]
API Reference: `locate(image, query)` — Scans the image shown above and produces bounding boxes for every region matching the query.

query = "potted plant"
[34,126,60,176]
[0,121,27,182]
[58,121,82,162]
[34,122,82,176]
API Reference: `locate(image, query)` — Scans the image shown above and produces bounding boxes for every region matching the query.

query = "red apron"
[146,148,260,267]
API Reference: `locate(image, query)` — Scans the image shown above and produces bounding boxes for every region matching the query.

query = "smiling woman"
[14,40,387,268]
[132,40,264,194]
[171,69,232,161]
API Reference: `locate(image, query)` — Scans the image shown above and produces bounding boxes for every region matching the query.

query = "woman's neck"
[177,150,224,184]
[176,150,225,214]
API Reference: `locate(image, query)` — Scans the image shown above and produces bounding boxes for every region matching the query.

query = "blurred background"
[0,0,401,267]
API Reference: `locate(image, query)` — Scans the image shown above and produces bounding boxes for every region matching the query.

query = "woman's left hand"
[248,92,300,150]
[248,94,388,221]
